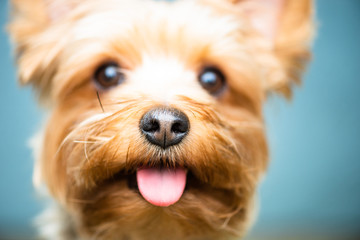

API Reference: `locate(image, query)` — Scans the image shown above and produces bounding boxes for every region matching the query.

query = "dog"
[8,0,314,239]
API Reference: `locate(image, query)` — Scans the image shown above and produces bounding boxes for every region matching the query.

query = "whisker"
[84,137,90,162]
[73,135,111,144]
[52,132,76,163]
[96,91,105,112]
[73,140,97,144]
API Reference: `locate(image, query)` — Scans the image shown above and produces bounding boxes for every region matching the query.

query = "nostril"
[171,121,188,134]
[142,119,160,133]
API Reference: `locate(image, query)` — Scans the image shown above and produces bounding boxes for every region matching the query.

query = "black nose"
[140,107,190,149]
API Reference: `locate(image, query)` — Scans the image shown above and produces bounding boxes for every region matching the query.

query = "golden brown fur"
[8,0,314,239]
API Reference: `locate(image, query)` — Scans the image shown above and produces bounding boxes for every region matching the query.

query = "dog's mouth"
[136,167,187,207]
[126,167,187,207]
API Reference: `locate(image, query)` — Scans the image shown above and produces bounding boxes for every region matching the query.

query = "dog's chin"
[75,163,246,240]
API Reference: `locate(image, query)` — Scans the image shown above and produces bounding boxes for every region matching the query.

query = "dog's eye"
[198,67,226,95]
[94,63,124,89]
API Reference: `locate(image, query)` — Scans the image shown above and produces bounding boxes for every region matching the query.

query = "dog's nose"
[140,107,190,149]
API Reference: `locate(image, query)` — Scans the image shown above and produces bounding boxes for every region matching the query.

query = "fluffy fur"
[8,0,314,239]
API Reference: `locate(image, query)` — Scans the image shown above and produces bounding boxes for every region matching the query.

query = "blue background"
[1,0,359,239]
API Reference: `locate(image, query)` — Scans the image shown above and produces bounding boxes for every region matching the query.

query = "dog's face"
[9,0,313,239]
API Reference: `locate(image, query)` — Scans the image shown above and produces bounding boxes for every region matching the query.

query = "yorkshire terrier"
[8,0,314,239]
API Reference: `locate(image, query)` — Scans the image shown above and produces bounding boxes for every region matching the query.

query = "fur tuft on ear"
[8,0,78,101]
[270,0,314,97]
[241,0,314,97]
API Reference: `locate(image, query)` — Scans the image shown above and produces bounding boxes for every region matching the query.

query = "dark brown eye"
[198,67,226,95]
[94,63,124,89]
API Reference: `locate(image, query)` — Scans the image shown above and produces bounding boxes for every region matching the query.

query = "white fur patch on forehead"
[126,55,211,103]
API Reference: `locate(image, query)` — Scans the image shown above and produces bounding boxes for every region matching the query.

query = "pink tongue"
[136,168,187,207]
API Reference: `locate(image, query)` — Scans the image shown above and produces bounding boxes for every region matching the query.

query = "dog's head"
[9,0,313,239]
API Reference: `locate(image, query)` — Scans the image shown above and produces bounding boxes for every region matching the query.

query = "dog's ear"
[8,0,78,100]
[201,0,314,97]
[250,0,314,97]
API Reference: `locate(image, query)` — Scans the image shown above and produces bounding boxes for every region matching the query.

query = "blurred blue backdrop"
[1,0,359,239]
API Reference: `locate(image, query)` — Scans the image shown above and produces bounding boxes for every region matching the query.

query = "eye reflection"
[198,67,226,95]
[93,62,125,89]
